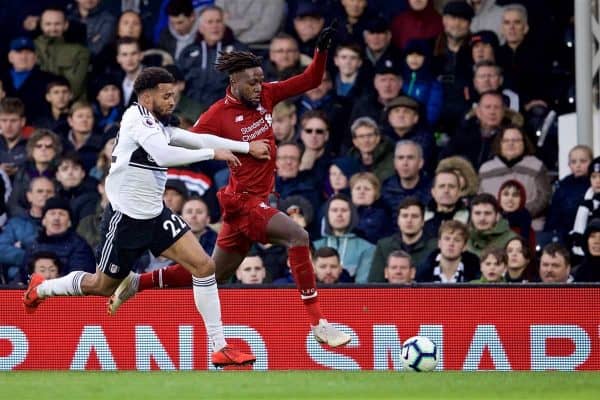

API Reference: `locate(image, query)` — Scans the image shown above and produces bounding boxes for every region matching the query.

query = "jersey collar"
[225,86,242,105]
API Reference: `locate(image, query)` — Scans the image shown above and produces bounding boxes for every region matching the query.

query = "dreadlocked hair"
[215,51,263,75]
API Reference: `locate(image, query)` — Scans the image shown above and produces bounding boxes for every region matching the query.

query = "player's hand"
[214,149,241,167]
[316,19,337,51]
[248,139,271,160]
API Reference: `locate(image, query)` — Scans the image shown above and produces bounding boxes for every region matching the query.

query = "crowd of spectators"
[0,0,597,287]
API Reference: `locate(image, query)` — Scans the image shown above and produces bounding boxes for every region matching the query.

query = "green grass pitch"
[1,371,599,399]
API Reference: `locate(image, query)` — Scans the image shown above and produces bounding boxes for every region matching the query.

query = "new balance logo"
[235,115,244,122]
[258,202,269,209]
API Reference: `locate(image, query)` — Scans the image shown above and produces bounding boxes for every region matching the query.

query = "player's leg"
[266,211,351,347]
[213,245,246,284]
[160,231,255,366]
[24,208,130,313]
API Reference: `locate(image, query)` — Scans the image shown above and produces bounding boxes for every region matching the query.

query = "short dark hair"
[166,0,194,16]
[116,36,141,52]
[134,67,175,95]
[300,109,329,130]
[57,152,84,170]
[335,42,363,58]
[46,76,71,93]
[492,124,535,157]
[470,193,501,213]
[478,90,504,105]
[314,246,340,260]
[0,97,25,117]
[386,250,414,268]
[398,196,424,217]
[28,251,63,274]
[542,243,571,266]
[480,246,507,264]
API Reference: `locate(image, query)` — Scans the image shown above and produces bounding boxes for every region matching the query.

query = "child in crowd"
[571,156,600,256]
[545,145,593,242]
[473,247,507,283]
[497,179,535,250]
[401,39,443,127]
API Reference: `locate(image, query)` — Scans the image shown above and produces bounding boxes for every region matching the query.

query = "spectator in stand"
[470,30,499,63]
[181,197,217,257]
[275,142,321,212]
[1,37,58,122]
[381,140,432,221]
[350,172,391,244]
[54,153,99,225]
[391,0,443,51]
[539,243,573,284]
[324,157,360,199]
[468,0,505,41]
[263,33,304,82]
[467,193,517,257]
[0,98,28,177]
[574,219,600,282]
[22,196,95,279]
[35,7,90,100]
[349,64,403,127]
[313,246,353,284]
[545,145,593,243]
[177,5,248,106]
[333,0,375,46]
[114,37,144,107]
[437,156,480,206]
[504,236,535,283]
[298,110,333,186]
[8,129,62,217]
[417,220,480,282]
[478,125,551,230]
[497,4,549,110]
[76,175,107,250]
[67,0,116,58]
[158,0,200,60]
[89,138,114,181]
[90,75,123,135]
[332,42,366,106]
[472,246,506,283]
[571,156,600,257]
[235,254,268,284]
[424,168,469,240]
[441,90,506,170]
[272,101,298,144]
[369,196,438,282]
[163,179,189,215]
[401,39,443,127]
[28,251,62,280]
[382,96,436,172]
[346,117,394,184]
[31,77,72,135]
[313,194,374,283]
[289,1,325,57]
[62,101,107,173]
[497,179,535,248]
[0,177,54,284]
[384,250,416,284]
[467,60,519,112]
[433,1,474,133]
[216,0,285,48]
[360,17,403,83]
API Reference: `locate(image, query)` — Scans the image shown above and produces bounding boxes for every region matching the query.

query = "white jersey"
[105,103,171,219]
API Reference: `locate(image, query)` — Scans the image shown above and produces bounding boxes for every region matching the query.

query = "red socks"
[288,246,323,325]
[138,264,192,291]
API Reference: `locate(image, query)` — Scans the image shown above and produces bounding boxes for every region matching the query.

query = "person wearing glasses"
[346,116,394,183]
[298,110,333,187]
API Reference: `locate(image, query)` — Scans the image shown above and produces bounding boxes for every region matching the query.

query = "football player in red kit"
[108,21,351,347]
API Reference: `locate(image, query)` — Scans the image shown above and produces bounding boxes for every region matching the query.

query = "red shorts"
[216,190,280,254]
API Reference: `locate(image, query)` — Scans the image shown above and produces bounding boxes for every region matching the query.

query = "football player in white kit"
[23,67,269,367]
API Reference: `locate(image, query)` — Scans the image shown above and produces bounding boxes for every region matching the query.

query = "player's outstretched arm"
[141,132,217,166]
[168,127,270,160]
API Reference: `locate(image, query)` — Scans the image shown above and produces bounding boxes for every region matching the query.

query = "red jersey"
[190,49,327,199]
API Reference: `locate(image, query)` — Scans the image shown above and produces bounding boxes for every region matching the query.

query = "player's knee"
[289,227,310,247]
[192,257,216,277]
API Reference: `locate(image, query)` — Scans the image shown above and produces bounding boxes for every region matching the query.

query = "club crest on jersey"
[142,116,155,128]
[109,263,119,274]
[265,113,272,127]
[256,104,266,114]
